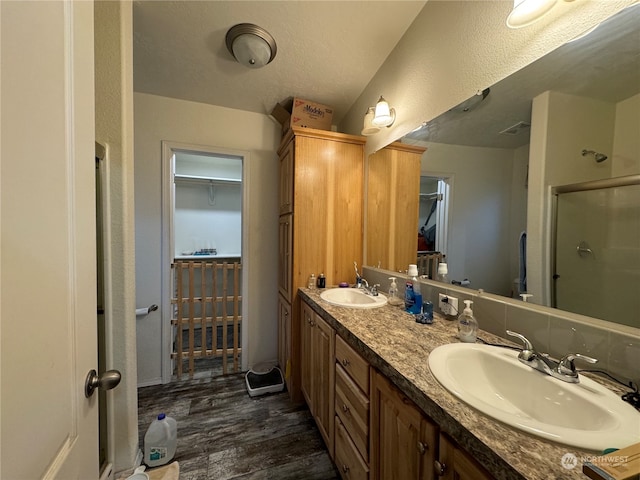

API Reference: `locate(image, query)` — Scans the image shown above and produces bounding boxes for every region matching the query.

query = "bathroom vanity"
[298,288,631,480]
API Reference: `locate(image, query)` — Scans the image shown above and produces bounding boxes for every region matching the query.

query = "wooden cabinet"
[277,294,291,381]
[278,127,365,401]
[370,369,438,480]
[335,416,369,480]
[300,301,335,456]
[334,335,371,480]
[366,142,426,272]
[436,434,494,480]
[278,214,292,300]
[279,140,294,215]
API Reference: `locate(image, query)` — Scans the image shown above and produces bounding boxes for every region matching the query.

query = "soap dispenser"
[405,265,422,314]
[457,300,478,343]
[387,277,404,307]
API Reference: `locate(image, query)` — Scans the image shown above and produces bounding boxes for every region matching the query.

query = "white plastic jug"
[144,413,177,467]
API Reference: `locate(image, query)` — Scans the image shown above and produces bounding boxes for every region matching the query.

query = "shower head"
[581,149,608,163]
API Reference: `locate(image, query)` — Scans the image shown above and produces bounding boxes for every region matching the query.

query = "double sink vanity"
[300,286,639,480]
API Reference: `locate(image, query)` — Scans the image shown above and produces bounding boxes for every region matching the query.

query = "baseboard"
[137,377,163,388]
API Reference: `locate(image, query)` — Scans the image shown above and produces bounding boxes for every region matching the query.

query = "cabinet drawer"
[335,364,369,462]
[335,416,369,480]
[336,335,369,394]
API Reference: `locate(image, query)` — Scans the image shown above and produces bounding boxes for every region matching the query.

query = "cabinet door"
[366,143,425,272]
[277,295,291,382]
[313,314,336,457]
[436,434,494,480]
[370,370,438,480]
[279,140,294,215]
[300,301,314,408]
[278,213,293,300]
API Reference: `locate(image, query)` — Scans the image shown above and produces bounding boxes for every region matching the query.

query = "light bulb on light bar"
[361,107,380,136]
[506,0,558,28]
[372,96,396,127]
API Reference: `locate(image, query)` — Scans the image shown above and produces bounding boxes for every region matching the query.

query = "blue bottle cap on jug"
[158,413,166,420]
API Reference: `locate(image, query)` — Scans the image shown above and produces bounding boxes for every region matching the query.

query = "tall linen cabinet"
[278,126,365,401]
[366,142,426,272]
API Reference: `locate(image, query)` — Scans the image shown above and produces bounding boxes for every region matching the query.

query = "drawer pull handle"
[342,465,350,474]
[342,404,350,414]
[341,358,350,367]
[434,460,447,476]
[417,441,427,454]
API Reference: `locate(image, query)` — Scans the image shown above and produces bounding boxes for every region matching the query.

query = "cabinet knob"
[342,404,350,414]
[417,441,428,455]
[434,460,447,476]
[342,465,350,474]
[341,358,350,367]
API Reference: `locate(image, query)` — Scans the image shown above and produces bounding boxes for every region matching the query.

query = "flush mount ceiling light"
[371,96,396,128]
[361,107,381,136]
[506,0,558,28]
[225,23,277,68]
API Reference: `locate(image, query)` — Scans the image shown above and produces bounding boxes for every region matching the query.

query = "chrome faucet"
[506,330,598,383]
[354,262,363,288]
[354,262,379,295]
[359,278,380,296]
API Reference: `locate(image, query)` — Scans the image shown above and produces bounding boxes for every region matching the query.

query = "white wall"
[134,92,280,386]
[174,184,242,256]
[340,0,635,155]
[421,142,519,296]
[94,1,139,472]
[612,92,640,177]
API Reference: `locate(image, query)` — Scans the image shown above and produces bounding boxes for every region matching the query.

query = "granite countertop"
[299,287,604,480]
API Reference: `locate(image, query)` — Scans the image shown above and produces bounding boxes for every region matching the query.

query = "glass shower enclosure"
[551,175,640,328]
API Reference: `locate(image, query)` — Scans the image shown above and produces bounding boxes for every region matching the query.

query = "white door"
[1,1,99,479]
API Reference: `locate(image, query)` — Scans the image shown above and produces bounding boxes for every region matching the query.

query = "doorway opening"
[418,175,450,277]
[162,142,249,382]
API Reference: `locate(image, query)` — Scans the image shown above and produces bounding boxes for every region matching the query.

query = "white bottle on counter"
[388,277,404,306]
[457,300,478,343]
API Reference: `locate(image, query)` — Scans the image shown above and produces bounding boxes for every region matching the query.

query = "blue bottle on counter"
[405,264,422,314]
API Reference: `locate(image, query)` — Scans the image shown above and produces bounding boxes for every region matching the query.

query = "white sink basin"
[319,288,387,309]
[428,343,640,451]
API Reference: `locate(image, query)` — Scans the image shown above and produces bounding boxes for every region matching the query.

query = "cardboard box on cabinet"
[270,97,333,135]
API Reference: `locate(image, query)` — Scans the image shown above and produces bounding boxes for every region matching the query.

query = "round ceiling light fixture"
[225,23,277,68]
[506,0,558,28]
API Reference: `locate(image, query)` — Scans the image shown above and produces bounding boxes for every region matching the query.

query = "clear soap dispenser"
[387,277,404,306]
[457,300,478,343]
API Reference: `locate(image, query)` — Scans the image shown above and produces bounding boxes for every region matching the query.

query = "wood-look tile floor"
[138,373,339,480]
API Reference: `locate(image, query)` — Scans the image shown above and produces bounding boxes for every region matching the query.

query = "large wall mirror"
[384,4,639,328]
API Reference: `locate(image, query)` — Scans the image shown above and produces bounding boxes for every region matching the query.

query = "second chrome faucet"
[506,330,597,383]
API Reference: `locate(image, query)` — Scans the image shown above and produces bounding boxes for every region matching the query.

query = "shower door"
[552,177,640,327]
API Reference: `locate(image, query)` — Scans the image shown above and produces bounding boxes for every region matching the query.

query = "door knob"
[85,369,121,398]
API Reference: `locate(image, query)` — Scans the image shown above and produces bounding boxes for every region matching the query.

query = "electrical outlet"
[438,293,458,316]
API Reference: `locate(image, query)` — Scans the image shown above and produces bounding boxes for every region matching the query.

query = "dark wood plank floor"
[138,373,339,480]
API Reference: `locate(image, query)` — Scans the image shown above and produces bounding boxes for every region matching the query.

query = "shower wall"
[554,182,640,327]
[528,90,640,305]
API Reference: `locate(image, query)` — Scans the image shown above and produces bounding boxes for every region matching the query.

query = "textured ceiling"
[133,1,426,125]
[403,4,640,149]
